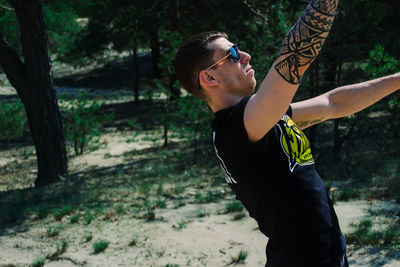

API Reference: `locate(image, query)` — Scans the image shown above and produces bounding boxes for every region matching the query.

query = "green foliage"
[37,205,50,219]
[176,220,187,230]
[0,3,21,50]
[60,90,114,155]
[46,225,62,237]
[0,100,26,139]
[143,199,155,221]
[196,209,210,218]
[31,258,45,267]
[52,204,73,221]
[224,201,244,213]
[229,250,248,265]
[43,1,81,62]
[114,203,125,215]
[232,213,246,221]
[93,240,109,254]
[346,218,400,246]
[194,191,218,204]
[84,210,94,225]
[69,213,80,223]
[337,188,360,201]
[154,198,167,209]
[364,45,400,79]
[56,240,68,255]
[83,231,93,242]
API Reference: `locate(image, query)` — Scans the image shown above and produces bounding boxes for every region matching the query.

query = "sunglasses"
[205,44,240,71]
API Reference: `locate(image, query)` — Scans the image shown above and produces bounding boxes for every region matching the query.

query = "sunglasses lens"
[230,45,240,63]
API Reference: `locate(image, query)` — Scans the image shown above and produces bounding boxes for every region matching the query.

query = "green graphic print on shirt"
[277,115,315,172]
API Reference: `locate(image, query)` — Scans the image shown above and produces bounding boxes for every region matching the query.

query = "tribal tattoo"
[275,0,338,84]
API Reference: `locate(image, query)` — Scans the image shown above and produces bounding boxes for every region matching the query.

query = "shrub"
[83,231,93,242]
[229,250,248,264]
[143,199,155,221]
[69,213,80,223]
[59,90,114,155]
[52,204,73,221]
[31,257,45,267]
[194,191,218,204]
[46,225,62,237]
[337,188,360,201]
[233,213,246,221]
[84,210,94,225]
[93,240,109,253]
[225,201,244,213]
[56,240,68,255]
[37,205,50,219]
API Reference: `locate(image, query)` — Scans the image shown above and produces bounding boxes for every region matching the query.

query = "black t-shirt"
[211,96,345,263]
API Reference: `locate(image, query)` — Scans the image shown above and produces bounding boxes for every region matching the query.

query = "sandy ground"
[1,86,399,266]
[0,133,398,266]
[0,197,398,266]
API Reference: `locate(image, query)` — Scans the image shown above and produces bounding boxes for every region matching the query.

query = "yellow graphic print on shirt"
[277,115,314,172]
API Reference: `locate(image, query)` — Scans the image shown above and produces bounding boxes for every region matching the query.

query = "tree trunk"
[0,0,68,187]
[169,0,180,32]
[133,33,139,103]
[332,60,344,162]
[168,0,180,101]
[308,61,319,154]
[150,24,161,79]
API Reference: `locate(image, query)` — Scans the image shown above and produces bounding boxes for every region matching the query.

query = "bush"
[69,213,80,223]
[229,250,248,264]
[52,204,73,221]
[46,225,62,237]
[93,240,109,253]
[31,257,45,267]
[225,201,244,213]
[0,100,26,139]
[59,90,114,155]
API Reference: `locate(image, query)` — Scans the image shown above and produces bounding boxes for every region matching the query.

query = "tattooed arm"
[275,0,338,84]
[244,0,339,142]
[291,72,400,130]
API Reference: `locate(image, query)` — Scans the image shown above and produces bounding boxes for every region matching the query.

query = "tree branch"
[243,0,269,23]
[0,3,14,11]
[0,33,27,96]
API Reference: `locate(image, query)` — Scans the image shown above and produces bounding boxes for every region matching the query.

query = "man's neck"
[208,93,245,113]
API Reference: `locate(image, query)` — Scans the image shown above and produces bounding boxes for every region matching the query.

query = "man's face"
[208,37,256,97]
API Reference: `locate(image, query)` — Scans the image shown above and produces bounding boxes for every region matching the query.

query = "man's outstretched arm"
[291,72,400,130]
[244,0,339,142]
[275,0,338,84]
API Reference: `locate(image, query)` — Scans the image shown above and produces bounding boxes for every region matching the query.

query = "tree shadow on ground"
[0,140,206,236]
[0,156,154,235]
[348,246,400,266]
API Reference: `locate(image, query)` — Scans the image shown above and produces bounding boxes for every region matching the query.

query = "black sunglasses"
[205,44,240,70]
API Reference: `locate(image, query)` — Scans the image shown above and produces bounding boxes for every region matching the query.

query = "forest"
[0,0,400,266]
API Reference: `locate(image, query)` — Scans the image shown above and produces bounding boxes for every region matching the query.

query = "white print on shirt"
[276,115,315,172]
[213,131,238,184]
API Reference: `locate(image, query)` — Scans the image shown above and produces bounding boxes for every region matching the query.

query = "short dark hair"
[174,31,228,100]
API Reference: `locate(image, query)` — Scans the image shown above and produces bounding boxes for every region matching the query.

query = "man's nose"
[240,51,251,64]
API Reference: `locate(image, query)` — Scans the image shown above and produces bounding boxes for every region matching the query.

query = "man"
[174,0,400,266]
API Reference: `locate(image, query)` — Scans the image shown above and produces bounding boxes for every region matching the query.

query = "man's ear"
[199,70,220,88]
